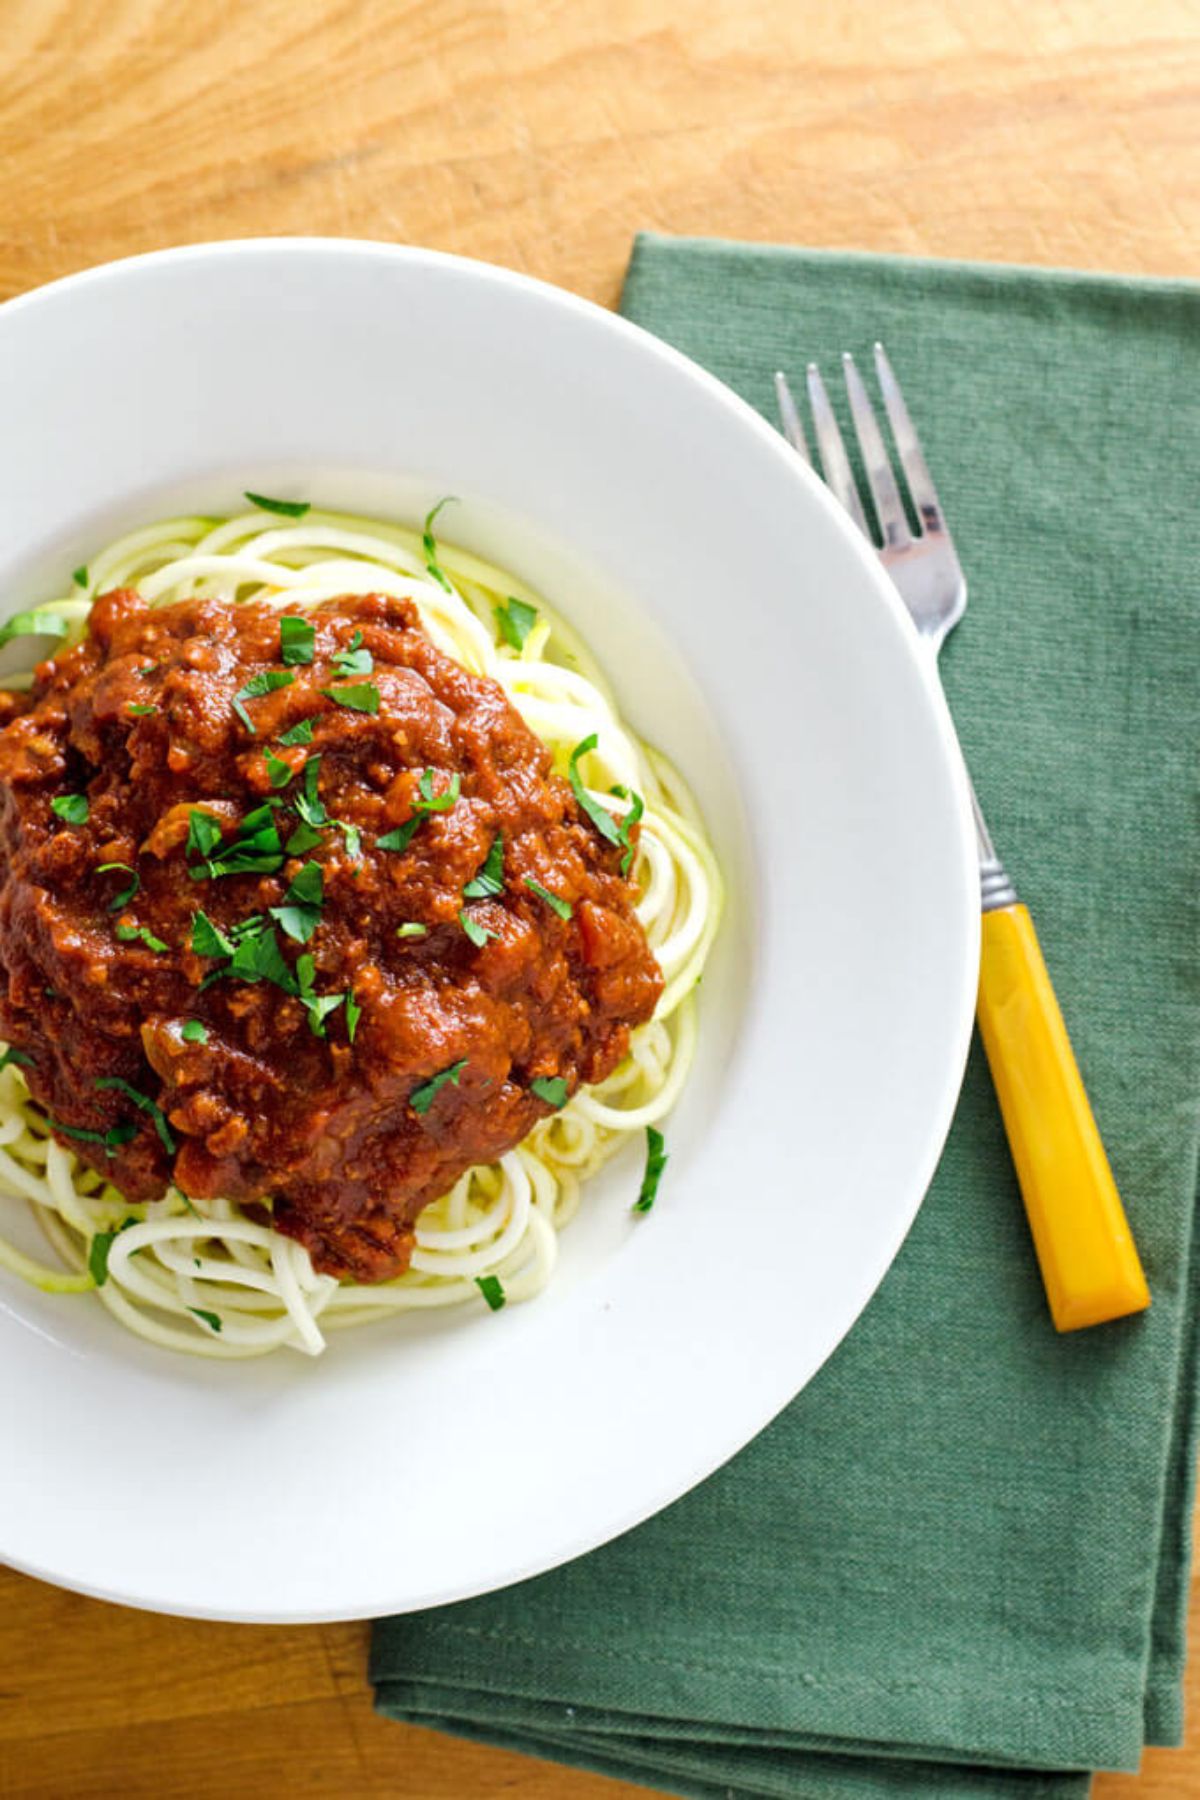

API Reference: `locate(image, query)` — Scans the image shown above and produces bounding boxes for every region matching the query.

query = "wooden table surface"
[3,1,1199,1794]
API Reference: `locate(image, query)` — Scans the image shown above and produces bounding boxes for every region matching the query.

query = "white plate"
[0,241,978,1622]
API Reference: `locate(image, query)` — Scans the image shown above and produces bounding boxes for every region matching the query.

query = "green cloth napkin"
[372,237,1200,1798]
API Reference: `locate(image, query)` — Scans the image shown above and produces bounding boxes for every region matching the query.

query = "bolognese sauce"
[0,589,662,1282]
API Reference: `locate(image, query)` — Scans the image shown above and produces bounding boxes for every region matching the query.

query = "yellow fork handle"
[976,903,1150,1332]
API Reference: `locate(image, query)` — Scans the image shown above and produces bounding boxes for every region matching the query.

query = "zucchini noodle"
[0,504,721,1358]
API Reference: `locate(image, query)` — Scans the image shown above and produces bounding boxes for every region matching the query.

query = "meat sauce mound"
[0,590,662,1281]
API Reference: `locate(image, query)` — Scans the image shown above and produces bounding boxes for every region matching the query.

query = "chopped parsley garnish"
[186,811,223,860]
[320,682,379,714]
[188,1306,223,1333]
[126,703,157,718]
[463,835,505,900]
[191,910,234,959]
[302,993,344,1035]
[98,862,140,910]
[345,993,362,1044]
[88,1217,136,1286]
[459,910,498,948]
[286,820,324,855]
[50,793,89,826]
[377,818,421,854]
[270,860,324,944]
[244,492,310,518]
[333,818,362,859]
[633,1126,668,1214]
[279,716,316,746]
[530,1076,568,1109]
[228,923,294,989]
[115,921,168,953]
[422,496,458,592]
[396,922,428,940]
[233,670,295,734]
[264,750,294,789]
[94,1075,177,1154]
[294,754,328,829]
[611,784,646,877]
[410,1058,467,1115]
[475,1274,507,1312]
[416,768,460,813]
[0,1047,33,1072]
[189,804,285,881]
[0,609,68,648]
[378,768,460,852]
[494,596,538,651]
[280,615,315,665]
[332,630,374,677]
[72,566,89,588]
[523,877,572,920]
[49,1115,136,1155]
[567,736,621,846]
[181,1020,208,1044]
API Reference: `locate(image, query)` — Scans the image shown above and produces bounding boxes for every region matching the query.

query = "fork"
[775,348,1149,1333]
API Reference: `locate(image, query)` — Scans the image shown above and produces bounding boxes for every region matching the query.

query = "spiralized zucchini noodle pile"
[0,502,721,1357]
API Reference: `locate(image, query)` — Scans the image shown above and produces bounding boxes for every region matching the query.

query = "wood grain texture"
[2,0,1199,1794]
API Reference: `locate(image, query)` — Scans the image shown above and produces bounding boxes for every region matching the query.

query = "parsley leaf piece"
[523,876,572,920]
[416,768,461,814]
[280,615,315,665]
[475,1274,507,1312]
[115,921,168,953]
[459,909,498,948]
[494,597,538,651]
[530,1076,568,1109]
[264,750,294,789]
[72,566,89,589]
[345,993,362,1044]
[410,1058,467,1115]
[233,670,295,732]
[633,1125,668,1214]
[332,630,374,677]
[188,1306,223,1333]
[191,911,234,959]
[98,862,140,910]
[181,1020,208,1045]
[396,922,428,940]
[300,991,344,1038]
[294,755,328,828]
[320,682,379,714]
[333,818,362,859]
[278,716,316,746]
[377,817,421,854]
[229,924,295,991]
[186,810,223,860]
[462,835,505,901]
[422,496,458,592]
[126,703,157,718]
[286,820,325,855]
[567,736,622,846]
[51,793,89,826]
[269,860,324,944]
[94,1075,176,1153]
[0,609,68,649]
[244,492,310,518]
[0,1046,32,1072]
[611,784,646,876]
[88,1217,137,1286]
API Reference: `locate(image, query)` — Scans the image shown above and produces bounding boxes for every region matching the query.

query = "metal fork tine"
[873,343,945,535]
[773,371,811,463]
[841,353,912,551]
[806,363,871,540]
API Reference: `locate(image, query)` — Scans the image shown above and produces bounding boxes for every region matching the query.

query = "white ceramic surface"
[0,241,978,1622]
